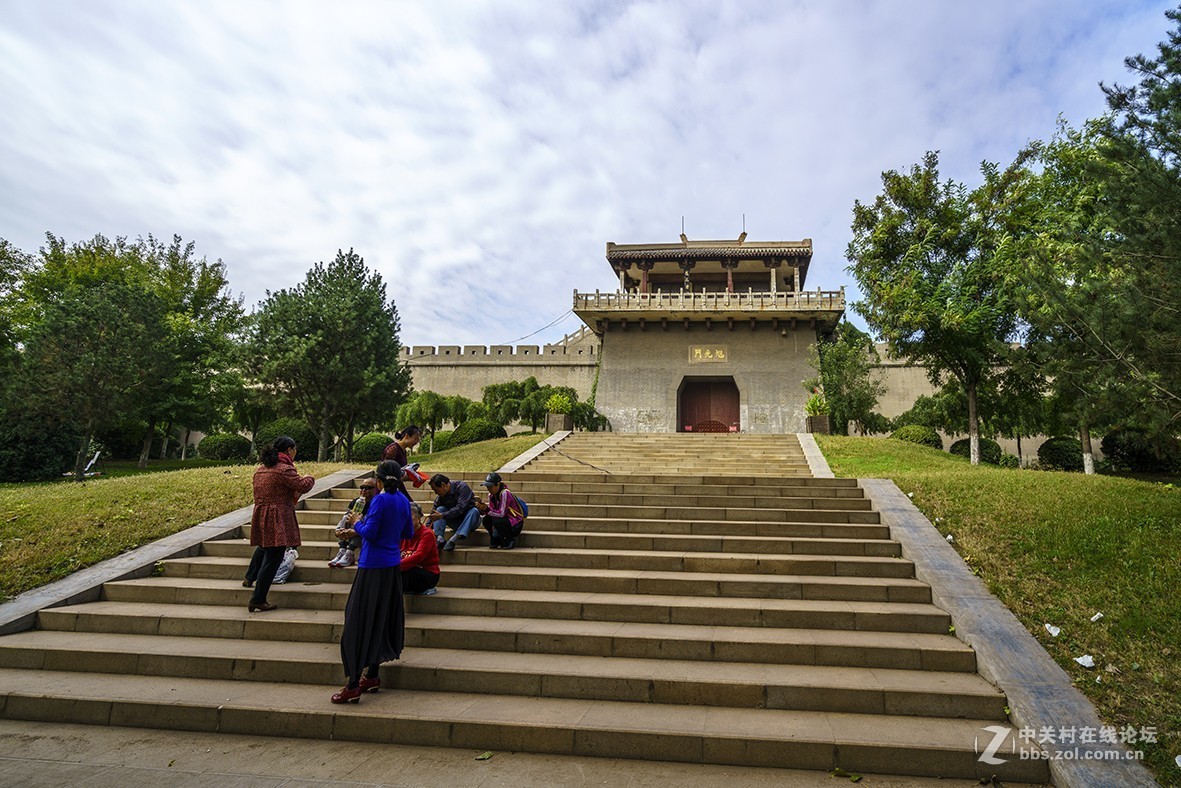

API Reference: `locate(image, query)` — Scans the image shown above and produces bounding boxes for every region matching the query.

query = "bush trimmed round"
[197,433,252,461]
[1100,427,1180,473]
[429,430,454,453]
[1038,436,1084,472]
[450,419,507,448]
[352,432,393,463]
[890,425,943,451]
[949,437,1002,465]
[0,415,80,482]
[253,418,317,459]
[998,453,1020,469]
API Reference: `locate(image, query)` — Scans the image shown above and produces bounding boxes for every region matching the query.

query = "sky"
[0,1,1174,347]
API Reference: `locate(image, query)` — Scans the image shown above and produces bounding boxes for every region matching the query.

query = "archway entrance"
[678,377,740,433]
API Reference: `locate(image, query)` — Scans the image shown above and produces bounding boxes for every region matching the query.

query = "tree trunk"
[429,428,435,454]
[158,420,173,460]
[345,415,356,463]
[137,416,157,470]
[73,420,95,482]
[1016,434,1023,466]
[181,428,191,461]
[1080,422,1095,475]
[318,409,332,461]
[966,379,980,465]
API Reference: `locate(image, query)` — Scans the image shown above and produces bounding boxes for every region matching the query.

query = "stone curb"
[859,478,1157,788]
[795,433,834,478]
[0,469,367,637]
[498,431,572,473]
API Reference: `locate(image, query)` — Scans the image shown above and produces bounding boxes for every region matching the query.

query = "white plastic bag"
[273,548,298,584]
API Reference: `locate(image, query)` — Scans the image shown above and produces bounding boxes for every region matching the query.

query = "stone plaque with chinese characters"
[689,346,728,363]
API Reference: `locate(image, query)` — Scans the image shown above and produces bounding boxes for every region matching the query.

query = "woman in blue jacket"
[332,459,415,704]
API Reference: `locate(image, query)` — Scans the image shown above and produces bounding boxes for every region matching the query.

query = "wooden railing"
[573,288,845,312]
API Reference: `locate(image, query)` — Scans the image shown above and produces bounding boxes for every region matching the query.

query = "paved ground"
[0,720,995,787]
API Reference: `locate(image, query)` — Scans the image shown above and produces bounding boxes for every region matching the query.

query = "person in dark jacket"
[401,502,440,594]
[332,460,415,704]
[243,436,314,612]
[381,426,422,500]
[427,473,480,552]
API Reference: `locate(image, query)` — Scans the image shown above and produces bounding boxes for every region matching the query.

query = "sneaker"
[422,587,437,595]
[339,549,356,567]
[503,539,516,550]
[443,541,456,552]
[328,548,348,567]
[436,539,445,551]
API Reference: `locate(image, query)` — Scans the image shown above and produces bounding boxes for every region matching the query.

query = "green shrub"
[998,453,1020,469]
[949,437,1002,465]
[858,412,893,435]
[805,391,829,417]
[450,418,507,448]
[352,432,393,463]
[571,402,609,432]
[1100,427,1180,473]
[429,430,454,452]
[0,414,80,482]
[253,418,318,459]
[544,393,573,414]
[890,425,943,451]
[1038,436,1084,472]
[196,433,252,461]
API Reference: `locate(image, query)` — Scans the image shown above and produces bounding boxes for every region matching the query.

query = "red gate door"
[679,379,740,432]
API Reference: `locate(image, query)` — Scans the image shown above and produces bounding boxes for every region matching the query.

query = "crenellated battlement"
[400,326,599,362]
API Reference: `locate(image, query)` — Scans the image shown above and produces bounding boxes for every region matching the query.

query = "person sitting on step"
[400,502,440,594]
[474,471,525,550]
[426,473,480,552]
[329,476,378,567]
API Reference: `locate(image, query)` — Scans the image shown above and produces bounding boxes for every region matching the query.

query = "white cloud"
[0,0,1174,345]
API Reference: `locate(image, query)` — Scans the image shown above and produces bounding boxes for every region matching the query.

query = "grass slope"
[817,434,1180,782]
[0,434,543,602]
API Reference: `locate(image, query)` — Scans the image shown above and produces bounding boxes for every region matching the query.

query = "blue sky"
[0,1,1173,346]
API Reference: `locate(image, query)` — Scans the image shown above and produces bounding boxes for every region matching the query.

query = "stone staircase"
[0,434,1046,782]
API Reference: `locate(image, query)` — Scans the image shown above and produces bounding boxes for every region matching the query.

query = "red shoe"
[358,675,381,693]
[331,685,363,704]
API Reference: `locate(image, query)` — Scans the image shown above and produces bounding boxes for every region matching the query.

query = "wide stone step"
[284,515,893,540]
[500,472,860,486]
[0,631,1005,719]
[176,553,929,602]
[36,604,977,671]
[342,479,866,498]
[98,579,949,632]
[324,490,874,510]
[0,669,1046,781]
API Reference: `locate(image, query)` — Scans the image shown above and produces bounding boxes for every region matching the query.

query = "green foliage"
[0,412,80,482]
[352,432,394,463]
[570,401,609,432]
[445,395,480,427]
[246,249,411,460]
[1038,436,1084,472]
[998,453,1020,469]
[950,437,1002,465]
[859,412,893,435]
[890,425,943,451]
[396,391,449,452]
[196,433,252,461]
[846,151,1029,463]
[482,377,579,432]
[545,393,573,414]
[1100,427,1180,474]
[253,418,317,458]
[429,430,454,452]
[803,321,883,433]
[804,391,829,417]
[450,418,507,447]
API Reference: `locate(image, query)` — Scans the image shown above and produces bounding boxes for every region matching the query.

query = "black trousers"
[403,567,439,594]
[483,515,522,546]
[245,546,286,605]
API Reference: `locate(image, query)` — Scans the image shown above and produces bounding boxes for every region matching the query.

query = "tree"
[846,151,1027,464]
[247,249,411,460]
[803,320,886,435]
[397,391,449,452]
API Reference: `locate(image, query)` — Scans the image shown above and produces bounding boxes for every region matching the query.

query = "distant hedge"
[197,433,252,461]
[253,418,317,459]
[353,432,393,463]
[0,415,79,482]
[890,425,943,451]
[949,437,1002,465]
[1100,428,1180,473]
[450,419,507,448]
[429,430,454,453]
[1038,437,1084,472]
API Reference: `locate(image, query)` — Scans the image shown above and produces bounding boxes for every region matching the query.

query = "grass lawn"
[0,434,544,603]
[817,434,1180,782]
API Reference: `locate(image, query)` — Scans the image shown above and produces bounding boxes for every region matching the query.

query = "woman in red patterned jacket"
[242,436,315,612]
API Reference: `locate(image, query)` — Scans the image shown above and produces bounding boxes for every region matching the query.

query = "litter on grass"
[946,534,955,543]
[1044,624,1061,637]
[1090,612,1104,623]
[1074,655,1095,668]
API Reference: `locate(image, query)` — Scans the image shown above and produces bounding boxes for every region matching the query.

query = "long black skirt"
[340,565,405,683]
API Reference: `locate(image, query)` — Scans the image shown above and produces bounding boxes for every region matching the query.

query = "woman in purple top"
[332,459,415,704]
